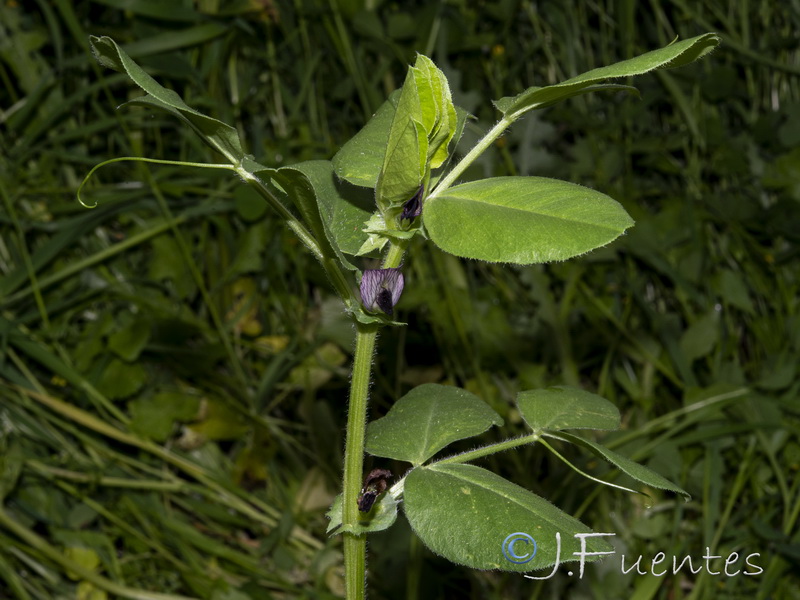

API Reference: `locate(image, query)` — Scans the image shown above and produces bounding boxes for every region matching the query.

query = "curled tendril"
[77,157,234,208]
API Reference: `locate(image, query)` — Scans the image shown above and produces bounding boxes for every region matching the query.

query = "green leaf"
[493,33,720,118]
[555,432,691,500]
[679,310,719,362]
[95,358,146,400]
[355,213,390,256]
[128,392,200,442]
[233,185,268,222]
[108,316,151,362]
[240,155,276,179]
[272,163,347,269]
[411,60,438,134]
[439,105,471,169]
[277,161,373,263]
[326,492,398,535]
[148,235,196,298]
[366,384,503,465]
[404,463,614,572]
[429,105,458,168]
[234,156,279,220]
[77,581,108,600]
[377,115,426,211]
[333,89,465,190]
[188,399,248,441]
[517,386,620,432]
[713,269,754,313]
[227,224,268,278]
[424,177,634,264]
[286,342,347,390]
[333,91,400,188]
[64,546,101,577]
[89,35,246,163]
[375,54,460,212]
[412,54,457,169]
[350,306,407,327]
[493,83,640,114]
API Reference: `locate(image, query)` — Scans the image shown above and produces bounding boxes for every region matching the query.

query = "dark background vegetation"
[1,1,798,599]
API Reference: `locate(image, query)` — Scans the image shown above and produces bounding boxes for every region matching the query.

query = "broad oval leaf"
[424,177,634,264]
[404,463,613,572]
[555,432,690,500]
[494,33,720,119]
[517,387,620,432]
[89,36,245,164]
[365,384,503,465]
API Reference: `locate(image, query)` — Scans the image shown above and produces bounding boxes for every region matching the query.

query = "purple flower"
[360,268,404,316]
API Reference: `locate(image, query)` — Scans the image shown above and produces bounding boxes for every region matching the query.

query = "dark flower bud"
[358,468,393,512]
[360,268,404,316]
[400,184,424,221]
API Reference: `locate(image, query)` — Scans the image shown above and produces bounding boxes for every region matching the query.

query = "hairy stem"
[429,116,513,199]
[240,169,357,306]
[433,433,540,466]
[342,241,406,599]
[342,323,378,600]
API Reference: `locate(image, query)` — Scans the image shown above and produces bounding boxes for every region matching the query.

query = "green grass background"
[1,1,798,599]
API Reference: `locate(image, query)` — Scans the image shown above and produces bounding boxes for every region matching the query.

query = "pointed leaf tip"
[494,33,720,118]
[89,35,246,163]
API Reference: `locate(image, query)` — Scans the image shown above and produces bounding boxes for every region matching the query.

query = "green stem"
[238,169,357,307]
[342,322,379,600]
[433,433,539,466]
[383,238,408,267]
[341,241,407,599]
[78,156,358,317]
[429,116,513,199]
[235,168,324,261]
[385,434,542,505]
[406,533,422,600]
